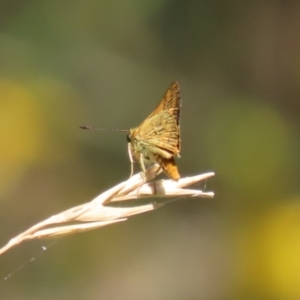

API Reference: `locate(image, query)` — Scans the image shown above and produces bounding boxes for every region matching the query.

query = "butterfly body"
[127,82,181,180]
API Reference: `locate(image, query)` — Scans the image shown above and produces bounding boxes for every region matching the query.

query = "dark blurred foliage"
[0,1,300,299]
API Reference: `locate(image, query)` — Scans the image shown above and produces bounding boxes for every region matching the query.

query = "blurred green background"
[1,1,300,299]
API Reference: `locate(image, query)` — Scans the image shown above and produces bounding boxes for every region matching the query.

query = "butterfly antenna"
[79,125,129,132]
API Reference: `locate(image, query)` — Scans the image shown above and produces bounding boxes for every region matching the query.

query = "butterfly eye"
[126,133,131,143]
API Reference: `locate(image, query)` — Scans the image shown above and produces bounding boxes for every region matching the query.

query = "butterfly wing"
[133,110,180,156]
[147,81,181,127]
[132,82,181,154]
[128,82,181,180]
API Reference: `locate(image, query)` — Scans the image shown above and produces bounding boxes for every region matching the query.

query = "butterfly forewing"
[147,81,180,125]
[128,82,181,180]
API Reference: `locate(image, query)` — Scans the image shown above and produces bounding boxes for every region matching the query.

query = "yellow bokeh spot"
[236,201,300,299]
[0,80,46,195]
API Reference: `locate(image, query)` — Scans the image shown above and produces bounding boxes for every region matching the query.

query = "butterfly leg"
[139,154,146,179]
[152,166,162,194]
[128,143,134,178]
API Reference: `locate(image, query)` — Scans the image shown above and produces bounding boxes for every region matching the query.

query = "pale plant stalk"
[0,165,214,256]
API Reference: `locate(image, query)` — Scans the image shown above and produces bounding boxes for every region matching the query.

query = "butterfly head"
[126,133,131,143]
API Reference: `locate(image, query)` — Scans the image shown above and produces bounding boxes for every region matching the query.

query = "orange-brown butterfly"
[127,81,181,180]
[80,82,181,180]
